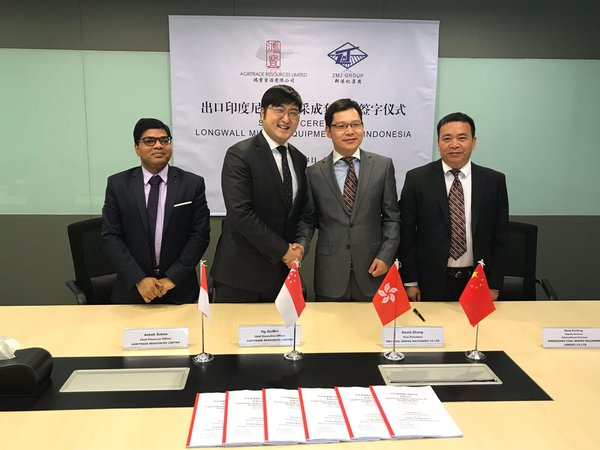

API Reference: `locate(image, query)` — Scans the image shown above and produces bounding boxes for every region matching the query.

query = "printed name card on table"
[382,326,445,347]
[542,328,600,348]
[238,325,300,347]
[123,327,188,350]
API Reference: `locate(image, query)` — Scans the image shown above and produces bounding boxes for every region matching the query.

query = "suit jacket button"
[346,244,351,249]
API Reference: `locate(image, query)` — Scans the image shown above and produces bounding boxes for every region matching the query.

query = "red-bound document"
[334,386,393,441]
[297,387,351,443]
[186,392,226,448]
[222,390,265,446]
[370,385,463,439]
[262,388,306,445]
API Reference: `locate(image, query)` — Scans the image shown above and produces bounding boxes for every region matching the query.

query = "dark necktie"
[147,175,162,266]
[448,169,467,260]
[277,146,293,209]
[342,157,358,214]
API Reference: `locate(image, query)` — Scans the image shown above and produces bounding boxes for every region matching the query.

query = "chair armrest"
[536,278,558,300]
[66,280,88,305]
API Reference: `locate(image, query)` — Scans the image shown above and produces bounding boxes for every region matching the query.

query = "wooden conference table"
[0,301,599,449]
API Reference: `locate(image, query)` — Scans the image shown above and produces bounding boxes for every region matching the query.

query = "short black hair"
[133,118,171,143]
[324,98,363,127]
[436,112,475,137]
[260,84,303,110]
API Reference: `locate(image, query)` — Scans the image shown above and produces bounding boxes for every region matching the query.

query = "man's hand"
[136,277,162,303]
[368,258,389,278]
[406,286,421,302]
[490,289,499,301]
[282,243,304,268]
[158,278,176,296]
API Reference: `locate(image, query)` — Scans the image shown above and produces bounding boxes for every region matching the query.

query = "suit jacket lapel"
[163,166,178,233]
[289,144,305,214]
[471,163,483,234]
[432,160,451,228]
[132,168,149,235]
[256,133,289,210]
[320,153,348,215]
[353,150,373,219]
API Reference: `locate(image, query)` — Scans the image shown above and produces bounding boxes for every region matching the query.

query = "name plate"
[238,325,300,347]
[382,326,445,348]
[542,328,600,348]
[124,327,189,350]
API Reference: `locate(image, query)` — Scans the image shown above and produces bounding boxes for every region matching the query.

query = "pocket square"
[174,200,192,207]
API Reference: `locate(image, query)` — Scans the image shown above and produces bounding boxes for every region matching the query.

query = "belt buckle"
[153,267,160,277]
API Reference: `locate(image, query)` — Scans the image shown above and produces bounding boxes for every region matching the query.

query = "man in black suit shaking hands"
[211,85,312,302]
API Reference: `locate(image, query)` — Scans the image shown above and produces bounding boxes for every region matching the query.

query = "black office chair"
[500,221,557,300]
[66,217,116,304]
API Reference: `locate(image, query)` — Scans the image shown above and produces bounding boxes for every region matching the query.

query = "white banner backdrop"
[169,16,439,215]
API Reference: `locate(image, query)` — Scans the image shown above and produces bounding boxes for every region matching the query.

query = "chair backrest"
[501,221,538,300]
[67,217,116,304]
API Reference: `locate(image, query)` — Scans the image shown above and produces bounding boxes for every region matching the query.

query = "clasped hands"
[136,277,176,303]
[282,243,304,269]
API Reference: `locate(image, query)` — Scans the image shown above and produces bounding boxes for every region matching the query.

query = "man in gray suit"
[297,99,400,301]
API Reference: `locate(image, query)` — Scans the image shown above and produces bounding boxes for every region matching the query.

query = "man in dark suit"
[297,99,400,301]
[211,85,311,302]
[102,118,210,304]
[399,112,509,301]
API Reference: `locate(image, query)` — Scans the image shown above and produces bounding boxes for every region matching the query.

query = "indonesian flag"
[197,261,211,320]
[372,261,411,325]
[275,262,305,326]
[459,260,495,326]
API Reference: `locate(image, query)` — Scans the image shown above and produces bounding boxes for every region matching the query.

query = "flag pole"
[384,316,405,361]
[193,262,214,364]
[465,323,486,361]
[193,313,214,363]
[284,322,303,361]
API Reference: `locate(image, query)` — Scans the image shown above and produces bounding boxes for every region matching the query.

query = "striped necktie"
[342,157,358,214]
[448,169,467,260]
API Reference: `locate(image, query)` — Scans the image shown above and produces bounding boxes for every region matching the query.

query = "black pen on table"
[412,308,426,322]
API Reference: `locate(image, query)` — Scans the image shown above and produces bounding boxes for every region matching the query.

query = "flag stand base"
[465,350,486,361]
[383,350,405,361]
[192,352,214,364]
[283,350,304,361]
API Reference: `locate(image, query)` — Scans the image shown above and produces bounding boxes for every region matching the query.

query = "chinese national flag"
[372,262,411,325]
[275,262,306,326]
[459,261,496,326]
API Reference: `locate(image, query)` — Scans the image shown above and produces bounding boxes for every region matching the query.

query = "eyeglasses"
[329,122,364,131]
[268,106,301,120]
[138,136,172,146]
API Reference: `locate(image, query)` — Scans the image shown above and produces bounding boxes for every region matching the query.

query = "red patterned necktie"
[448,169,467,260]
[342,157,358,214]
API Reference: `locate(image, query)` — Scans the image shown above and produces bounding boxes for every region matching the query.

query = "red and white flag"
[459,260,495,327]
[372,261,411,325]
[197,261,211,320]
[275,262,305,326]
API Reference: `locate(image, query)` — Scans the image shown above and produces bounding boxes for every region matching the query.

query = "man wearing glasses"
[296,99,400,301]
[211,85,312,302]
[102,118,210,304]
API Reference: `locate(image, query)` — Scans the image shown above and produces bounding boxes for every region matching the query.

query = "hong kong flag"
[372,261,411,325]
